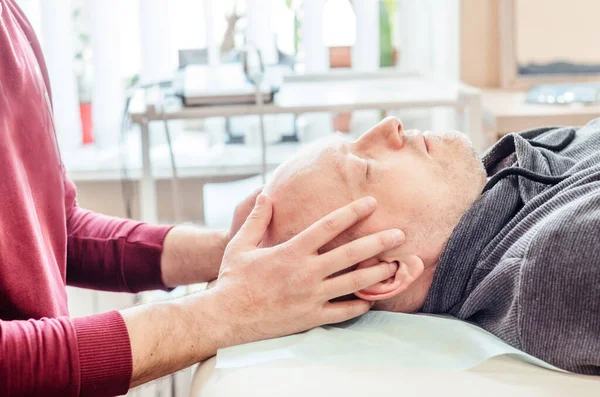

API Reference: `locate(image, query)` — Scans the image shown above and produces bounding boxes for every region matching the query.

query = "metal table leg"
[140,120,159,224]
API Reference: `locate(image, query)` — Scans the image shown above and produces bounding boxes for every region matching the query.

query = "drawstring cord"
[483,167,570,193]
[483,129,576,193]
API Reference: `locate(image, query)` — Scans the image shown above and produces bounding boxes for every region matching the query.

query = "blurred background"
[17,0,464,227]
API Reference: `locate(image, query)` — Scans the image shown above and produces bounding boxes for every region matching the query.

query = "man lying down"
[260,116,600,375]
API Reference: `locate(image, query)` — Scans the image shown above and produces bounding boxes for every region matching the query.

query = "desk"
[482,89,600,138]
[128,75,485,224]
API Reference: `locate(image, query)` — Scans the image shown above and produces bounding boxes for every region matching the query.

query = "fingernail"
[255,194,266,206]
[389,262,399,273]
[392,229,405,245]
[364,197,376,211]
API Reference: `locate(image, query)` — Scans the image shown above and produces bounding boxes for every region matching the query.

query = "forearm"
[122,291,229,387]
[160,225,229,288]
[67,205,173,292]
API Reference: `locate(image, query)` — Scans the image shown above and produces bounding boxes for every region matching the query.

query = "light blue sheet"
[216,311,565,372]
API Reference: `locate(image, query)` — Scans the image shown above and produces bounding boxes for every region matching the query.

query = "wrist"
[177,290,238,356]
[161,226,229,287]
[204,228,229,280]
[124,295,230,387]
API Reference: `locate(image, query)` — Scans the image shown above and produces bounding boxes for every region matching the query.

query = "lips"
[402,129,429,154]
[424,131,441,154]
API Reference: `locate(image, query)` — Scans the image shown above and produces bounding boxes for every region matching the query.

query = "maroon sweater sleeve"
[64,178,175,292]
[1,1,167,394]
[0,312,132,396]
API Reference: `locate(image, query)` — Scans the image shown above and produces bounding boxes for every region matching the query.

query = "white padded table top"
[191,355,600,397]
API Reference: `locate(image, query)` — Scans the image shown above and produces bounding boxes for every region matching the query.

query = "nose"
[354,116,404,152]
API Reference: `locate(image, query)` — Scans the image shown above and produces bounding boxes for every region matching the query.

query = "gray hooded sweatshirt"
[421,119,600,375]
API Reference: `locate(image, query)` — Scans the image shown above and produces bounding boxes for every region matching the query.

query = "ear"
[354,255,425,301]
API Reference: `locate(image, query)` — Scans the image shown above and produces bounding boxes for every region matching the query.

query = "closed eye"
[349,151,370,180]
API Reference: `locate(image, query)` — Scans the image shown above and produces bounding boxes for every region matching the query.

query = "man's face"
[263,117,486,267]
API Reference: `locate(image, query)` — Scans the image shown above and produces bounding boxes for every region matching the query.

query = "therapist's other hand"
[211,194,405,346]
[229,187,263,240]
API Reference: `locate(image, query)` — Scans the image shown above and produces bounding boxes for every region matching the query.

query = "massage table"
[190,312,600,397]
[191,354,600,397]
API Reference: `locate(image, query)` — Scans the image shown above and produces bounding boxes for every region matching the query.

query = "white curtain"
[202,0,220,67]
[246,0,277,64]
[88,0,125,149]
[430,0,460,80]
[139,0,173,84]
[352,0,380,71]
[429,0,460,131]
[303,0,328,72]
[323,0,356,48]
[38,0,82,151]
[354,1,381,136]
[397,0,433,74]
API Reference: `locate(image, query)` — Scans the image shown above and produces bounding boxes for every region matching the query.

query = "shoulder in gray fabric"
[421,118,600,375]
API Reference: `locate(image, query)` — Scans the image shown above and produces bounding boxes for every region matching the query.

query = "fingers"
[231,193,273,248]
[355,257,379,270]
[318,229,404,277]
[322,261,398,300]
[291,197,377,254]
[319,299,373,325]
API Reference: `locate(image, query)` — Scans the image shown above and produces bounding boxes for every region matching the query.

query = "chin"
[371,300,392,312]
[372,290,425,314]
[372,299,409,313]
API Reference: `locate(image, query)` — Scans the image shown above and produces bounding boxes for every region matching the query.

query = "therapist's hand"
[122,194,404,388]
[210,194,405,346]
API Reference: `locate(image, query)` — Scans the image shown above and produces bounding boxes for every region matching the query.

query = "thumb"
[232,193,273,248]
[230,187,263,239]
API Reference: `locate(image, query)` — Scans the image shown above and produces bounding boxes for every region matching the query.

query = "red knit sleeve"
[0,311,132,397]
[64,177,174,292]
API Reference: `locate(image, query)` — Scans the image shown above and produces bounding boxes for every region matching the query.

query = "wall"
[516,0,600,65]
[460,0,501,88]
[460,0,600,88]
